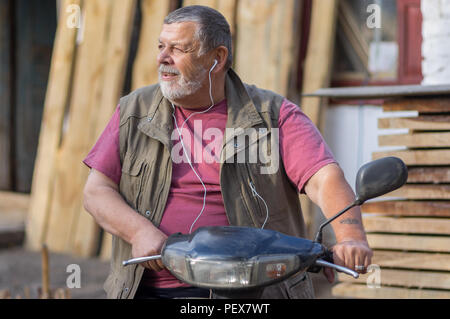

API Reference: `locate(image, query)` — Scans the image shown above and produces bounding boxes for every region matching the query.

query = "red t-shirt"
[83,98,336,288]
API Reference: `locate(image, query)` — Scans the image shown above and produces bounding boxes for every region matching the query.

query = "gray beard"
[159,67,207,101]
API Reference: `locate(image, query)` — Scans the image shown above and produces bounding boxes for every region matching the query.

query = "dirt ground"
[0,245,335,299]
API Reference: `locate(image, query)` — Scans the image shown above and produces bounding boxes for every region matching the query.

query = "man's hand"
[323,239,373,283]
[130,224,168,272]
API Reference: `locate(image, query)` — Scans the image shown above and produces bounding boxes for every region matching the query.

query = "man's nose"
[157,48,172,65]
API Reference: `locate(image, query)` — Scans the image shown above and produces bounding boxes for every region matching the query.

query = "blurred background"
[0,0,449,299]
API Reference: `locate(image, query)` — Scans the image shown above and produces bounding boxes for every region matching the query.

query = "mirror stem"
[313,202,358,244]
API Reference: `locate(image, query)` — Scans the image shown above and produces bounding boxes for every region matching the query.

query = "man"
[83,5,372,299]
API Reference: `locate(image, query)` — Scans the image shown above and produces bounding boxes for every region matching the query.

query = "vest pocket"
[121,153,146,210]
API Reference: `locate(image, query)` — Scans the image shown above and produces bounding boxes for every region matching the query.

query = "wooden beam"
[371,250,450,271]
[131,0,172,90]
[0,0,12,190]
[383,97,450,113]
[25,0,80,251]
[372,149,450,165]
[378,115,450,130]
[45,0,114,254]
[235,0,298,96]
[338,269,450,290]
[363,216,450,235]
[406,167,450,183]
[379,132,450,148]
[0,191,30,212]
[362,200,450,217]
[382,184,450,200]
[367,234,450,252]
[300,0,338,126]
[332,282,450,299]
[72,0,136,257]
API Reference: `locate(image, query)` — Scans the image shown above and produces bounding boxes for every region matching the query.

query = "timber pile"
[25,0,301,258]
[332,96,450,299]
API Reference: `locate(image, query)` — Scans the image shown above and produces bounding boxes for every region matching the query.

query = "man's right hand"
[130,224,168,272]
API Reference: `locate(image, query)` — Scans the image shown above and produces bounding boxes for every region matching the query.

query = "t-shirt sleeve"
[279,99,337,193]
[82,105,121,185]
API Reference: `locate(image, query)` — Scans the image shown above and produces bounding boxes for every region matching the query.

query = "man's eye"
[158,44,164,50]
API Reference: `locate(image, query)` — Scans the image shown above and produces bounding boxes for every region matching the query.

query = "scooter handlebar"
[314,259,359,279]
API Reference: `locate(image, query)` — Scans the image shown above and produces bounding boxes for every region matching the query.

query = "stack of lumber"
[332,96,450,298]
[26,0,301,258]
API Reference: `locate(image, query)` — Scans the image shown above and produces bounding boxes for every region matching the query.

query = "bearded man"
[83,5,372,299]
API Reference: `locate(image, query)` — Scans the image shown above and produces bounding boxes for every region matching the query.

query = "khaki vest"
[104,69,313,299]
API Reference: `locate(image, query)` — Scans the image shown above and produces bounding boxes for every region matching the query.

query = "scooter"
[123,156,408,298]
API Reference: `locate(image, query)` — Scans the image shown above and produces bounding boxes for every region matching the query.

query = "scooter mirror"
[354,156,408,205]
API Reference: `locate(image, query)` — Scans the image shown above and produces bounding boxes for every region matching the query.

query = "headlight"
[163,252,301,289]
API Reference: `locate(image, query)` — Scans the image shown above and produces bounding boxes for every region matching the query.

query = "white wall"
[421,0,450,84]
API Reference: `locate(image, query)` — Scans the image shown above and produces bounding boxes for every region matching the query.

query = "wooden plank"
[0,191,30,212]
[371,250,450,271]
[383,97,450,113]
[14,0,57,193]
[378,116,450,130]
[332,282,450,299]
[379,132,450,148]
[235,0,298,97]
[100,231,112,261]
[372,149,450,165]
[363,216,450,235]
[0,0,12,191]
[25,0,80,251]
[45,0,114,254]
[367,234,450,252]
[131,0,172,90]
[382,184,450,200]
[407,167,450,183]
[72,0,136,257]
[338,269,450,290]
[300,0,338,125]
[362,200,450,217]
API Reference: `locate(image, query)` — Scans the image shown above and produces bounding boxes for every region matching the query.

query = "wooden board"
[362,200,450,217]
[367,234,450,252]
[406,167,450,183]
[300,0,338,126]
[371,250,450,271]
[45,0,114,254]
[332,282,450,299]
[338,269,450,290]
[382,184,450,200]
[131,0,172,90]
[72,0,136,257]
[0,191,30,213]
[235,0,298,97]
[0,0,12,191]
[378,132,450,148]
[383,97,450,113]
[372,149,450,165]
[25,0,80,251]
[378,115,450,130]
[363,216,450,235]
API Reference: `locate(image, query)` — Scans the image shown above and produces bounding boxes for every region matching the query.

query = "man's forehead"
[159,21,199,44]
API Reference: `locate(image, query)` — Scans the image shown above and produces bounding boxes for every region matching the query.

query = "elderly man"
[83,5,372,299]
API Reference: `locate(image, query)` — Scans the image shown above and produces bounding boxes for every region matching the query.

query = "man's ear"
[213,46,229,72]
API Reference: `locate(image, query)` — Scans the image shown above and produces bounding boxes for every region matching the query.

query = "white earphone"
[210,59,218,72]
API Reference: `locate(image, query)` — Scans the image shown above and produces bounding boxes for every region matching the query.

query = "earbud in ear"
[210,59,218,72]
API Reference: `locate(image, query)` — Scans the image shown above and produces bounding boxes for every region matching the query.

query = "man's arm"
[304,163,373,282]
[83,168,167,271]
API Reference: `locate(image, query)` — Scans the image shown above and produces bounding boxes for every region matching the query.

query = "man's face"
[157,22,209,101]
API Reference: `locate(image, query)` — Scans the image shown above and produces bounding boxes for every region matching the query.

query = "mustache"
[159,64,180,75]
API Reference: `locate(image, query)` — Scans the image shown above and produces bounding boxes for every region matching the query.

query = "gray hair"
[164,5,233,69]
